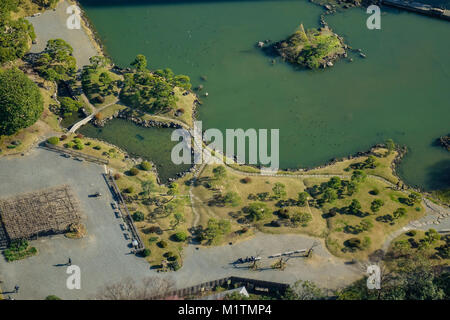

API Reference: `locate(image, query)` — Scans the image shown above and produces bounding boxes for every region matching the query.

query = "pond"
[79,0,450,190]
[79,119,192,183]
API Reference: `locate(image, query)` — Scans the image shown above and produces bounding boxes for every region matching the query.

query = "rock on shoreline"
[438,134,450,151]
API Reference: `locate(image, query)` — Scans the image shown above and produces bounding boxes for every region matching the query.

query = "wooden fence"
[42,143,109,165]
[103,173,144,252]
[155,276,290,299]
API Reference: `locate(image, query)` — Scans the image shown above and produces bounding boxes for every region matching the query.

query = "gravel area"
[0,148,150,300]
[175,234,363,291]
[0,148,362,299]
[27,0,99,68]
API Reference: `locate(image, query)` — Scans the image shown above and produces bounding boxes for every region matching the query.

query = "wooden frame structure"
[0,185,82,241]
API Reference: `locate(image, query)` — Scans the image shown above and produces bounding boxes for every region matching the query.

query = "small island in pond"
[272,24,347,69]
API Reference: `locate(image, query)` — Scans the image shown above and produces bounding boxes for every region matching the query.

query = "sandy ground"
[27,0,99,68]
[0,148,363,299]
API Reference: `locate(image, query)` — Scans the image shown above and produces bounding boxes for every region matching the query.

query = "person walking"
[68,257,72,266]
[14,285,19,294]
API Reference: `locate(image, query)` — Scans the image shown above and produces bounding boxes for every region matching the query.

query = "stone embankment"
[381,0,450,21]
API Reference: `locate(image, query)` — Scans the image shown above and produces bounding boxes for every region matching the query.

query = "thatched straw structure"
[0,185,81,241]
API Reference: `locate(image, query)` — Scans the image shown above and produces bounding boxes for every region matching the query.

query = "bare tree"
[95,276,176,300]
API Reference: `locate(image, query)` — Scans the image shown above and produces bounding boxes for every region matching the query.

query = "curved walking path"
[141,114,400,188]
[382,198,450,251]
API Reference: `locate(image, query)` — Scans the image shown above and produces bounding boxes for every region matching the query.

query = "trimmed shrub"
[164,251,175,258]
[170,260,181,271]
[406,230,417,237]
[158,240,168,248]
[73,142,84,150]
[142,248,151,257]
[140,161,152,171]
[393,207,406,219]
[271,220,281,227]
[244,202,270,221]
[278,208,290,219]
[129,167,139,176]
[132,211,145,222]
[328,207,338,217]
[3,239,37,262]
[290,212,312,226]
[94,95,105,104]
[240,177,252,184]
[147,226,163,234]
[345,237,362,249]
[124,186,134,194]
[173,231,188,242]
[114,173,121,180]
[370,199,385,213]
[47,136,59,145]
[362,236,371,249]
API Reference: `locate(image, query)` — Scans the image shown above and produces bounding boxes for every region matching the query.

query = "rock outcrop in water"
[438,134,450,151]
[271,24,347,69]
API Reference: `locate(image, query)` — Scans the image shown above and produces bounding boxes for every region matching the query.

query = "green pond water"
[79,0,450,190]
[79,119,192,183]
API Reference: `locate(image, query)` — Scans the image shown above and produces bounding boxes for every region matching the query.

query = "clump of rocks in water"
[438,134,450,151]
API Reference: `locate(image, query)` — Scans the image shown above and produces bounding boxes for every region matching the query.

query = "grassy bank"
[191,148,426,260]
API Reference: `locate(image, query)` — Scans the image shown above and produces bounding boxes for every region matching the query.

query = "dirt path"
[381,199,450,251]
